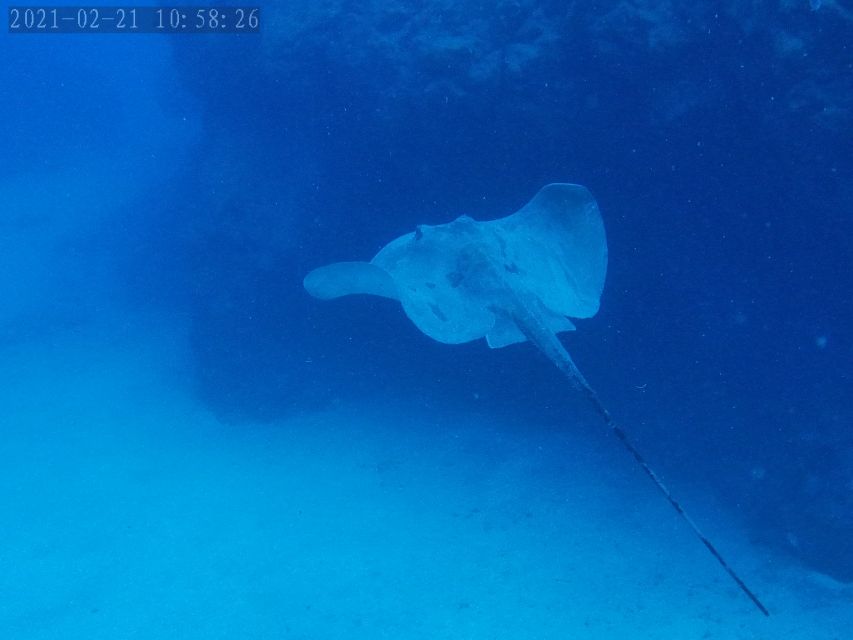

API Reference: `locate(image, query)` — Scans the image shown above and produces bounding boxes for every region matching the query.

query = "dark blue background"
[3,1,851,580]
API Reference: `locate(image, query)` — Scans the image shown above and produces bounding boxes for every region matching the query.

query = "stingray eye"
[414,226,424,240]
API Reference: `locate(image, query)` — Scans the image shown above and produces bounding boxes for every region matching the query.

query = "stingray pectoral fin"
[304,261,400,301]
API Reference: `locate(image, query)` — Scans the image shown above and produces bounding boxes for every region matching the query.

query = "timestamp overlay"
[8,6,260,33]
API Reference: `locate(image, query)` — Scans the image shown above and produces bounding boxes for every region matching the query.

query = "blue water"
[2,2,851,637]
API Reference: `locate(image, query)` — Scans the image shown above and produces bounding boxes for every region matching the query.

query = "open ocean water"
[2,2,851,638]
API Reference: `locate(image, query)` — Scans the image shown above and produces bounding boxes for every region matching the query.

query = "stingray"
[304,183,769,616]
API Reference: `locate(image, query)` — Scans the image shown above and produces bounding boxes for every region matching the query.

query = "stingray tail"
[576,379,770,617]
[512,303,770,617]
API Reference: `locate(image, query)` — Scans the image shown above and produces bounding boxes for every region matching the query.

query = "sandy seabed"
[1,324,850,639]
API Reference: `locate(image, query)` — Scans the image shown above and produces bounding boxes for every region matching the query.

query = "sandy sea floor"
[1,323,850,639]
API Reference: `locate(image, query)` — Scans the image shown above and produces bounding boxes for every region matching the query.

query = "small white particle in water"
[816,335,828,349]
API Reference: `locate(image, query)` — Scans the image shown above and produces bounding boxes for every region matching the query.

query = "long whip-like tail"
[512,303,770,616]
[560,355,769,617]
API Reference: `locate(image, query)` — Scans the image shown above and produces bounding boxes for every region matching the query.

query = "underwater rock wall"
[160,1,853,579]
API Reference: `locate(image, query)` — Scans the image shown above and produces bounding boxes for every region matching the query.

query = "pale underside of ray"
[304,183,769,616]
[304,183,606,362]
